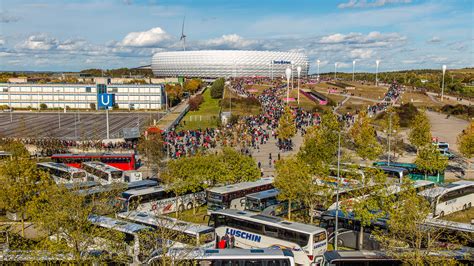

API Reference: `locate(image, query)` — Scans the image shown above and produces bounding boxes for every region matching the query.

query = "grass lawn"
[338,98,374,114]
[166,205,209,225]
[177,89,221,131]
[442,208,473,224]
[287,89,320,111]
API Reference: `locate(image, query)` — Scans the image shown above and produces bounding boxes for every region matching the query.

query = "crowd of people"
[162,128,218,158]
[367,82,402,116]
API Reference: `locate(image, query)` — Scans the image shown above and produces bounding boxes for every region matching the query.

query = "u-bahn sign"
[98,93,115,109]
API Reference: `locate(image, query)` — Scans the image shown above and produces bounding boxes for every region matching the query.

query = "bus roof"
[376,165,408,172]
[212,209,325,235]
[424,218,474,234]
[246,188,279,200]
[37,162,86,173]
[324,250,399,262]
[0,151,12,156]
[207,178,274,194]
[171,248,294,260]
[88,214,150,234]
[83,161,123,173]
[419,181,474,199]
[117,211,213,235]
[121,185,165,198]
[126,179,158,190]
[373,161,417,169]
[52,153,134,158]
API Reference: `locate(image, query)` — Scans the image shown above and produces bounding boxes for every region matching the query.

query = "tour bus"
[87,214,153,264]
[51,153,137,171]
[206,177,274,214]
[117,186,207,214]
[245,189,302,217]
[81,161,124,185]
[156,248,296,266]
[326,180,435,211]
[37,162,88,184]
[373,161,445,183]
[374,165,409,184]
[117,211,215,249]
[208,209,327,265]
[328,167,366,185]
[419,180,474,218]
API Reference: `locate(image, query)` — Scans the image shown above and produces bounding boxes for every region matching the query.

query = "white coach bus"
[159,248,296,266]
[419,180,474,218]
[208,209,327,265]
[117,211,216,249]
[206,178,274,214]
[81,161,124,185]
[117,186,206,215]
[37,162,88,184]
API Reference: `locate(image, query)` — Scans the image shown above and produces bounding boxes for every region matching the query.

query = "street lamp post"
[285,68,291,104]
[291,62,294,90]
[297,66,302,105]
[56,90,61,128]
[441,65,447,101]
[106,106,110,140]
[317,59,320,81]
[8,87,12,123]
[334,129,342,250]
[352,60,356,82]
[334,63,338,81]
[375,60,380,86]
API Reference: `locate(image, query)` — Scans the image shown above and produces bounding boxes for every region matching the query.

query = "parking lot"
[0,111,165,140]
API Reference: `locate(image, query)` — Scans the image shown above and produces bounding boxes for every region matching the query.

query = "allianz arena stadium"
[151,50,309,78]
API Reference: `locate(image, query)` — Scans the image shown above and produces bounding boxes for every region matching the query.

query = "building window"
[86,87,91,93]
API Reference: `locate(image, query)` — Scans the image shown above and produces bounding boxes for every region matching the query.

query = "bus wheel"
[337,239,344,248]
[468,202,472,209]
[439,211,445,217]
[463,204,467,211]
[187,202,193,210]
[178,204,185,213]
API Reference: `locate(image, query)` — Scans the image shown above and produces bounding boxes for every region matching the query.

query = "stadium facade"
[152,50,309,78]
[0,83,165,110]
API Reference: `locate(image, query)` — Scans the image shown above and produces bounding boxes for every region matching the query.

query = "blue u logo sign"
[100,94,111,105]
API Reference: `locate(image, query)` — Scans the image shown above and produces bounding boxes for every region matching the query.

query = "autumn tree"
[350,111,383,161]
[380,107,404,158]
[374,182,459,265]
[276,106,296,141]
[27,183,127,262]
[408,110,432,151]
[165,83,183,106]
[137,130,164,178]
[457,122,474,159]
[298,111,341,175]
[184,79,202,94]
[0,139,30,158]
[274,156,308,220]
[347,168,392,250]
[414,144,448,182]
[0,156,49,237]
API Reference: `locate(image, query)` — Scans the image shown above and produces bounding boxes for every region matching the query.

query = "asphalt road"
[0,111,165,140]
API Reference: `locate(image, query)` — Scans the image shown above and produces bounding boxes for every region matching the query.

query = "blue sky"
[0,0,472,72]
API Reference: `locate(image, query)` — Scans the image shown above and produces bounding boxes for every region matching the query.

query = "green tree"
[276,106,296,141]
[210,78,225,99]
[457,122,474,158]
[220,147,260,184]
[0,157,49,237]
[298,111,341,175]
[374,182,459,265]
[414,145,448,181]
[408,110,432,151]
[40,103,48,110]
[350,111,383,161]
[0,139,30,158]
[274,156,308,220]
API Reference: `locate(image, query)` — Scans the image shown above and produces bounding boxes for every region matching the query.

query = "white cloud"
[18,34,59,50]
[0,37,5,46]
[200,34,261,50]
[350,48,374,59]
[428,36,441,43]
[338,0,412,9]
[0,12,20,23]
[120,27,171,47]
[318,31,406,47]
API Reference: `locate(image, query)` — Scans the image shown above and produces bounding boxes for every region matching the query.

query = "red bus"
[51,153,137,171]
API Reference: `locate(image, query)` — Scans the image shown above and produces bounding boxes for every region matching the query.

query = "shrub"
[40,103,48,110]
[210,78,225,99]
[188,94,204,111]
[396,103,418,127]
[90,103,96,110]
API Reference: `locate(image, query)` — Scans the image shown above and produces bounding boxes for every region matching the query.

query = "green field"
[177,88,221,130]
